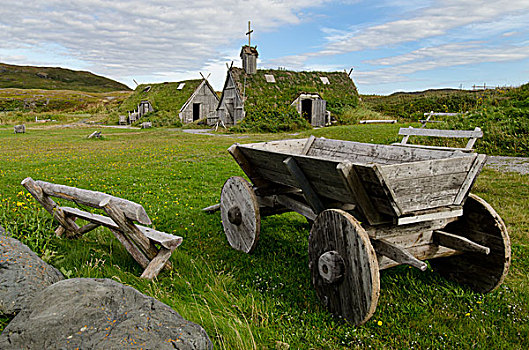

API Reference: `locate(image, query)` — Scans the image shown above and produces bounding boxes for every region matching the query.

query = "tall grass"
[0,126,527,348]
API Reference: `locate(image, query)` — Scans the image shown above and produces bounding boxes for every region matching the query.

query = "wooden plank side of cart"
[231,137,485,225]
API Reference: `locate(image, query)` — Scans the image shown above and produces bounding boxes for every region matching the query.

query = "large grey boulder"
[0,228,63,315]
[0,278,212,349]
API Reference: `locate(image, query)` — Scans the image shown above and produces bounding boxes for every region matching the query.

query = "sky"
[1,0,528,95]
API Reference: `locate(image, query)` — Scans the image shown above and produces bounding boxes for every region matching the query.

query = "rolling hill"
[0,63,131,93]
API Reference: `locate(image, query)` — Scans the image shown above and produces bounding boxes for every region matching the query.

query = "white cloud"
[320,0,529,54]
[354,42,529,86]
[0,0,329,87]
[268,0,529,91]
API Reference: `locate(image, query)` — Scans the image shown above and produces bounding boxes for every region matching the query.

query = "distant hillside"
[0,63,130,93]
[0,88,131,113]
[361,88,505,119]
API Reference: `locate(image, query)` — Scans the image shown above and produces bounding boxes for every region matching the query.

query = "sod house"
[120,77,218,125]
[215,45,359,127]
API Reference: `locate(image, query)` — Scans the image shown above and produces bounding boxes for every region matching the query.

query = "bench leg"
[141,248,173,280]
[110,229,150,269]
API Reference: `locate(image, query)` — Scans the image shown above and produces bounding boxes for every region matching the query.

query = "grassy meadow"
[0,125,528,349]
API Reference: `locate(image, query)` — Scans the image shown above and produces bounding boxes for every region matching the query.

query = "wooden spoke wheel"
[430,194,511,293]
[220,176,260,253]
[308,209,380,326]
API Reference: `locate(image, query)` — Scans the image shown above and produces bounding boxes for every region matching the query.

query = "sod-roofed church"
[215,24,359,127]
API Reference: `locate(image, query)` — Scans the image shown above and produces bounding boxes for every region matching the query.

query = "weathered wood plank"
[283,157,325,215]
[100,199,159,260]
[110,228,150,269]
[372,239,427,271]
[378,244,460,270]
[202,203,220,212]
[365,218,456,239]
[397,206,462,225]
[301,135,316,155]
[337,162,385,225]
[227,144,270,189]
[61,206,181,250]
[454,154,487,205]
[141,248,173,279]
[378,155,476,181]
[33,179,151,225]
[371,164,403,217]
[307,138,456,163]
[433,230,490,254]
[359,120,397,124]
[21,177,80,237]
[256,167,352,203]
[396,189,460,213]
[390,173,468,198]
[273,194,316,221]
[398,127,483,138]
[393,144,474,152]
[244,138,308,154]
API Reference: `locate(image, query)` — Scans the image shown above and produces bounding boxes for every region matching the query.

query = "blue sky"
[1,0,528,94]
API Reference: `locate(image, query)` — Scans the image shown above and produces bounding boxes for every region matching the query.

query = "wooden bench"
[21,177,182,279]
[394,126,483,152]
[419,112,459,127]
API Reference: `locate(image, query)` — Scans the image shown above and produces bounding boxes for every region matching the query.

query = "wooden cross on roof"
[246,21,253,46]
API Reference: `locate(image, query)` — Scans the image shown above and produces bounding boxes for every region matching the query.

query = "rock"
[0,278,212,349]
[0,230,63,316]
[13,124,26,134]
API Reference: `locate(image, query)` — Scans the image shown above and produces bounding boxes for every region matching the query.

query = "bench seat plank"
[61,207,182,250]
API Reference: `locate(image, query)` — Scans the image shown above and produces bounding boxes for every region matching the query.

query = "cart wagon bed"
[234,137,486,225]
[214,136,510,326]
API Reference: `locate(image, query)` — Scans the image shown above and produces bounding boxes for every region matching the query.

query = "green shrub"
[447,106,529,156]
[133,110,182,128]
[337,105,390,124]
[231,105,311,133]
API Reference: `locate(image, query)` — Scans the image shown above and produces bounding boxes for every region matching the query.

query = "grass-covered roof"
[230,67,359,114]
[119,79,203,113]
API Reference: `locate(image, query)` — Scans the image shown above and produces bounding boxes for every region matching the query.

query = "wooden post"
[100,198,157,258]
[283,157,325,215]
[372,239,427,271]
[21,177,80,237]
[141,248,173,279]
[301,135,316,155]
[110,229,150,269]
[433,230,490,254]
[337,162,385,225]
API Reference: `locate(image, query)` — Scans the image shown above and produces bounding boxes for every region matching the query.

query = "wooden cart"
[215,136,510,325]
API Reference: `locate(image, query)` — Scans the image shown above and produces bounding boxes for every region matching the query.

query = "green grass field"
[1,125,527,349]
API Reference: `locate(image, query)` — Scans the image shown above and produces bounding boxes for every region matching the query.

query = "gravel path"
[485,156,529,175]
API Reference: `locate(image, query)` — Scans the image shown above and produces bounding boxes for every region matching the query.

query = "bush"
[133,110,182,128]
[447,106,529,156]
[336,105,390,124]
[231,105,311,133]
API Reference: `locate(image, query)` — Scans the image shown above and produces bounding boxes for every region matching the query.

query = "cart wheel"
[430,194,511,293]
[220,176,260,253]
[308,209,380,325]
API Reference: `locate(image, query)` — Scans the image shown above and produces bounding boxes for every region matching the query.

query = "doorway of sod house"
[301,99,312,123]
[193,103,201,121]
